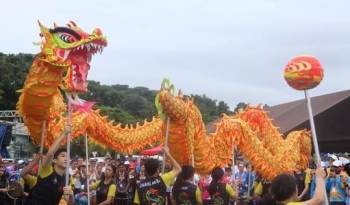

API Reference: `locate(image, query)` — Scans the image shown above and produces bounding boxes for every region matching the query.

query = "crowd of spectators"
[0,152,349,205]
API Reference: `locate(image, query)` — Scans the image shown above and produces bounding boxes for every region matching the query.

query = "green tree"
[217,101,230,114]
[0,53,34,109]
[98,105,137,124]
[191,94,232,123]
[70,136,116,158]
[233,102,248,113]
[121,93,155,120]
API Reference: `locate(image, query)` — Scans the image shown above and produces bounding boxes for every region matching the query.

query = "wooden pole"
[38,120,46,176]
[304,90,329,205]
[85,133,91,205]
[192,154,195,183]
[232,143,237,205]
[247,164,251,197]
[39,121,46,155]
[162,117,170,173]
[231,144,235,177]
[191,154,195,167]
[65,100,72,187]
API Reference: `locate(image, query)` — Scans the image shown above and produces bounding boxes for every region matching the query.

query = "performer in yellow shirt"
[134,146,181,205]
[260,164,326,205]
[208,167,237,205]
[24,126,74,205]
[90,164,117,205]
[172,165,202,205]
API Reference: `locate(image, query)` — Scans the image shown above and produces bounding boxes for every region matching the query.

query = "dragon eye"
[288,65,297,71]
[58,33,76,43]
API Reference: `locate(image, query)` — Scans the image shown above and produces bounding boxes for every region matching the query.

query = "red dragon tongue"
[66,93,95,112]
[68,49,90,92]
[71,101,95,112]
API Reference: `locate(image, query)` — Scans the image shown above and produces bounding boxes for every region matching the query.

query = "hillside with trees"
[0,53,244,157]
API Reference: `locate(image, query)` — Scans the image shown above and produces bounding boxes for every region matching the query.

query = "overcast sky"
[2,0,350,108]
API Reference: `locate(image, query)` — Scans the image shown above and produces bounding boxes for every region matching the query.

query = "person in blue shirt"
[234,163,249,205]
[310,174,316,198]
[326,165,350,205]
[247,165,256,196]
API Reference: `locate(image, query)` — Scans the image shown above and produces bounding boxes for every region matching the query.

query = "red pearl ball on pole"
[284,55,324,90]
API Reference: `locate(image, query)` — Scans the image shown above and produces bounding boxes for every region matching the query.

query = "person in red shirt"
[199,174,211,205]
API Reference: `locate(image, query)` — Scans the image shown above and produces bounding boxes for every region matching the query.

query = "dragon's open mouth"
[59,39,106,92]
[60,39,106,111]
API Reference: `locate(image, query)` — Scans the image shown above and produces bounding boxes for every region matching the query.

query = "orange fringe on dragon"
[17,21,311,180]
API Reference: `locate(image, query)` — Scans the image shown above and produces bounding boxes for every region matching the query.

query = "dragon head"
[37,21,107,110]
[38,20,107,93]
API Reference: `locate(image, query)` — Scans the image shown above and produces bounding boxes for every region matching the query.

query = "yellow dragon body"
[17,21,311,180]
[158,88,311,180]
[17,21,164,153]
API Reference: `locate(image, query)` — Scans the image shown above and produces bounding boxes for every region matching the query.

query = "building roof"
[0,120,29,136]
[265,89,350,133]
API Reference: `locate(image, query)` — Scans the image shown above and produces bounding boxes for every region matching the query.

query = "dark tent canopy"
[206,90,350,153]
[265,89,350,153]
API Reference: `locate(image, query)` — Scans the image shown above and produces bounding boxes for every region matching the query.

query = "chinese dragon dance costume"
[17,21,311,180]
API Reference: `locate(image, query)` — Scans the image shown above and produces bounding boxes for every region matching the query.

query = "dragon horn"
[69,21,77,27]
[37,20,49,38]
[37,20,48,32]
[37,20,43,27]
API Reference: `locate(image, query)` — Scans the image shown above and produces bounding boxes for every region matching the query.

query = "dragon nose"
[93,28,103,36]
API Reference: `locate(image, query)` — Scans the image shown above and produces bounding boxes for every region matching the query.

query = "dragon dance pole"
[39,121,46,155]
[283,55,327,204]
[38,120,46,176]
[191,154,195,167]
[304,90,329,205]
[304,90,321,161]
[162,117,170,173]
[247,164,251,198]
[65,99,72,187]
[192,154,195,183]
[231,145,235,177]
[232,144,237,205]
[84,133,91,205]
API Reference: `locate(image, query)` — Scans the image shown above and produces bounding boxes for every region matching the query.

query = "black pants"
[1,197,21,205]
[203,199,211,205]
[166,192,172,205]
[1,200,11,205]
[116,192,128,205]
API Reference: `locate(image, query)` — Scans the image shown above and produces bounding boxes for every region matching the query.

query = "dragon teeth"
[86,44,90,51]
[79,42,105,55]
[63,50,71,61]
